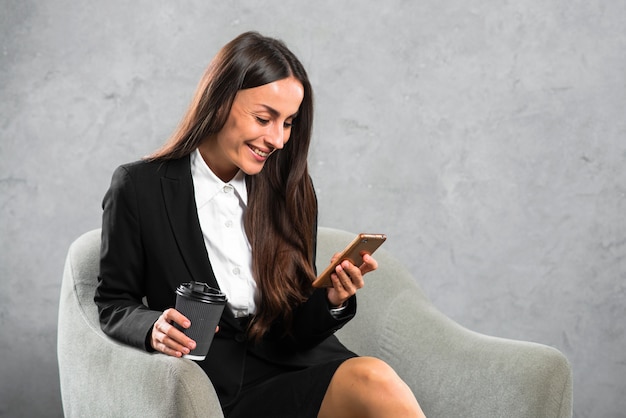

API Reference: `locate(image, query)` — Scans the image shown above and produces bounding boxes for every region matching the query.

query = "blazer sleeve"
[290,289,356,348]
[94,165,161,350]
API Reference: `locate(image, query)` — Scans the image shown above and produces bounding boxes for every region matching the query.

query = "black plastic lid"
[176,282,227,304]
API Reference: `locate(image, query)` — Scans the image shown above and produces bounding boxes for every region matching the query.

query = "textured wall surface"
[1,1,624,417]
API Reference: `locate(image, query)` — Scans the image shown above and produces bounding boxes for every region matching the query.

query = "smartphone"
[312,233,387,288]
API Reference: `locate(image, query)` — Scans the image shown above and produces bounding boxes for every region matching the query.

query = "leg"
[318,357,426,418]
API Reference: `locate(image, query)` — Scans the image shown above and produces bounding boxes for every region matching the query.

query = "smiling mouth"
[250,145,272,158]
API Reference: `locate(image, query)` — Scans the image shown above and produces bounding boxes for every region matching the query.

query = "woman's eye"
[256,117,269,125]
[284,120,294,129]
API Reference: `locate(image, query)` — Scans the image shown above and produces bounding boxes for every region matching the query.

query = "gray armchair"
[57,228,572,417]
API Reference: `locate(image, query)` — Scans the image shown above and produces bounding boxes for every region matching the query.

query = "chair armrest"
[58,229,224,417]
[377,288,573,418]
[320,227,572,418]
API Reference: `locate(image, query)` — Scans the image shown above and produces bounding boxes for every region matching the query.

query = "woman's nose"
[266,123,286,150]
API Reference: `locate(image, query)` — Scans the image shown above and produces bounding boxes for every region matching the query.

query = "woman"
[95,31,425,418]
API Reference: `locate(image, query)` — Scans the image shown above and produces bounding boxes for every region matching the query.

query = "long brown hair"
[150,32,317,340]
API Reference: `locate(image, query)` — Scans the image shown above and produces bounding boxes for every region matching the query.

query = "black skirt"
[223,352,356,418]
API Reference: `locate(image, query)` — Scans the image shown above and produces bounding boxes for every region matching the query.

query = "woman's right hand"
[150,308,197,357]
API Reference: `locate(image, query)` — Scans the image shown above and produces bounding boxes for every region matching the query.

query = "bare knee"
[325,357,424,417]
[347,357,419,404]
[320,357,424,417]
[344,357,401,390]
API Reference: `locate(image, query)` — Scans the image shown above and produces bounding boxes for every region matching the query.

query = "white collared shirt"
[190,149,258,318]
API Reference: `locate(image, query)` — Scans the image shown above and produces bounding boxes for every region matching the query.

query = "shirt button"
[223,185,233,193]
[225,220,233,228]
[233,267,240,275]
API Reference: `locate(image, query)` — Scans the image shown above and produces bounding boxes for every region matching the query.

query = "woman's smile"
[248,144,272,159]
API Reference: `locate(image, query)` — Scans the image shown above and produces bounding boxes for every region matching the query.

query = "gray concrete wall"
[1,1,624,417]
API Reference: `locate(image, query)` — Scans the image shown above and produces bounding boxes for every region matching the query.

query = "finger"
[359,254,378,275]
[335,264,358,293]
[153,321,190,357]
[162,309,196,348]
[152,312,196,356]
[154,332,188,357]
[329,272,348,295]
[151,321,184,357]
[339,261,364,290]
[164,308,191,329]
[330,271,345,290]
[157,317,190,345]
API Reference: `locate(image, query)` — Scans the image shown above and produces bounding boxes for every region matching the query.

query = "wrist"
[329,300,349,319]
[330,300,346,309]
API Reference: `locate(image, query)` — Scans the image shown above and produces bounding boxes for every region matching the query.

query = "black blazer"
[95,155,356,407]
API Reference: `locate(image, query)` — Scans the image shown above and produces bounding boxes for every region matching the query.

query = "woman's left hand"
[326,253,378,307]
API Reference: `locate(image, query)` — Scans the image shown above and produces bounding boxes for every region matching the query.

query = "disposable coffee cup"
[174,282,227,361]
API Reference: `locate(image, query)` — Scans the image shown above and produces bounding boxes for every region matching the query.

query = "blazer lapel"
[160,156,220,289]
[160,156,240,329]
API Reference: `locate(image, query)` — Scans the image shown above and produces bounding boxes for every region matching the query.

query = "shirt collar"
[190,148,248,208]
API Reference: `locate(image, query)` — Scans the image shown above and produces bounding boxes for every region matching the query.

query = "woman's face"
[200,76,304,182]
